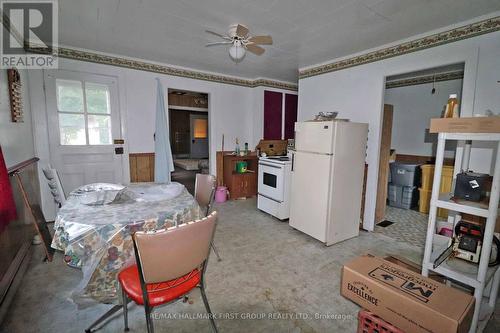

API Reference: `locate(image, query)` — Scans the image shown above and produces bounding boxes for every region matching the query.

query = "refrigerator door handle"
[291,153,295,172]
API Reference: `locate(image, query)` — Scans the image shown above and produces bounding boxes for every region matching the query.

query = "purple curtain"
[284,94,298,140]
[264,90,282,140]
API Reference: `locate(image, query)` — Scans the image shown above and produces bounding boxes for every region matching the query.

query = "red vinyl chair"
[118,212,219,333]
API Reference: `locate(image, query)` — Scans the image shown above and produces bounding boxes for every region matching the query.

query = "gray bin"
[390,163,421,187]
[388,183,419,209]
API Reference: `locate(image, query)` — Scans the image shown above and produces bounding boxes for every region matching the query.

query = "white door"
[289,151,332,242]
[44,70,124,195]
[190,113,208,158]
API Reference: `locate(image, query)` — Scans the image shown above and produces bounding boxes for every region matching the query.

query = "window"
[56,79,112,145]
[193,118,208,139]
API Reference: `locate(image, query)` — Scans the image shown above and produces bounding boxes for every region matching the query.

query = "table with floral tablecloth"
[51,182,201,305]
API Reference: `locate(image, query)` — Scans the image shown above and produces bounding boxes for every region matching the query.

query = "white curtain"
[154,78,174,183]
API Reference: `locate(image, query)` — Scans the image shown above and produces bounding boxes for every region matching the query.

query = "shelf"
[434,193,490,218]
[442,132,500,141]
[425,240,500,289]
[232,170,255,175]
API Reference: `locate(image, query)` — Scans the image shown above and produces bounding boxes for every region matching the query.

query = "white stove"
[257,155,292,220]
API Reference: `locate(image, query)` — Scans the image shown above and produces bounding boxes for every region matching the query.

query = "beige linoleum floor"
[1,198,498,333]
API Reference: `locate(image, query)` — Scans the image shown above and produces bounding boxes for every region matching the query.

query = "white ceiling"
[58,0,500,82]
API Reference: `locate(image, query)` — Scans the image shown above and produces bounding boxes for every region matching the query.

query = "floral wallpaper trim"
[385,71,464,89]
[299,16,500,79]
[26,46,298,91]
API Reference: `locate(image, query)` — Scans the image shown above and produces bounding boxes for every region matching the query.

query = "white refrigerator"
[289,120,368,246]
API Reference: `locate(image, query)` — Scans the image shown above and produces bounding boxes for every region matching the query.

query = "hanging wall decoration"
[7,68,23,123]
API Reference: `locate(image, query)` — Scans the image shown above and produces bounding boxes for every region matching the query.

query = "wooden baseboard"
[0,241,31,324]
[129,153,155,182]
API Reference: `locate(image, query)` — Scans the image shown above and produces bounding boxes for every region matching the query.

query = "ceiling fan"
[205,24,273,63]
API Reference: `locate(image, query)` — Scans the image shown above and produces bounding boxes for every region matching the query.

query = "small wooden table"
[222,154,259,199]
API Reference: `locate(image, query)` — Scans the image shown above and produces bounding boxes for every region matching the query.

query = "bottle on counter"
[444,94,459,118]
[244,142,249,155]
[234,138,240,155]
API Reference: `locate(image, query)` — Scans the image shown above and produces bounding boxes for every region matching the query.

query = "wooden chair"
[195,174,221,261]
[119,212,219,333]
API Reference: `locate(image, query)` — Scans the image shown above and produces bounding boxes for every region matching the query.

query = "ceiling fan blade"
[236,24,249,38]
[246,43,265,55]
[205,42,233,47]
[205,30,232,40]
[248,35,273,45]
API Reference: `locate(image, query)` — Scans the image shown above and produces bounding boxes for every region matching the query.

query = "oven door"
[258,162,285,202]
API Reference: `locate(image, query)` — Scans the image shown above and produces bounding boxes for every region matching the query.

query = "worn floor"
[171,167,197,194]
[375,206,430,247]
[1,198,499,333]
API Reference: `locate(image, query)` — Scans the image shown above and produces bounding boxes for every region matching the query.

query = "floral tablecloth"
[51,182,201,305]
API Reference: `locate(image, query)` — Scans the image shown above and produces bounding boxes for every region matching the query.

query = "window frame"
[55,78,113,146]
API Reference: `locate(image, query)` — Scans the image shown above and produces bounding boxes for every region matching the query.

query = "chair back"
[42,165,66,207]
[195,174,216,215]
[133,211,217,284]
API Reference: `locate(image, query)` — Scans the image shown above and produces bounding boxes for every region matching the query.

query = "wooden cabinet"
[222,154,258,199]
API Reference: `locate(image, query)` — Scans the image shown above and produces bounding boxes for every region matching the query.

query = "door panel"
[190,113,208,158]
[289,151,332,242]
[375,105,393,224]
[45,70,124,195]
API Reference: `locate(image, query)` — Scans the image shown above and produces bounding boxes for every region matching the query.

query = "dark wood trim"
[0,241,30,305]
[0,241,31,324]
[7,157,39,176]
[395,154,455,166]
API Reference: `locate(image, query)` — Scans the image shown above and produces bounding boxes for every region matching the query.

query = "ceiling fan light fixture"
[229,40,245,62]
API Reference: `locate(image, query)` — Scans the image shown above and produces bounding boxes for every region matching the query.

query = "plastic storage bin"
[388,184,418,209]
[420,164,454,190]
[357,309,403,333]
[419,187,450,218]
[418,188,431,213]
[419,165,454,218]
[390,162,421,187]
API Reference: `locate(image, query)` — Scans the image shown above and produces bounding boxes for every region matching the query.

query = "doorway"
[44,70,124,195]
[168,89,209,194]
[374,63,465,245]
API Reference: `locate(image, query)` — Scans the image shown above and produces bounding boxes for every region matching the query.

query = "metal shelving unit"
[422,132,500,333]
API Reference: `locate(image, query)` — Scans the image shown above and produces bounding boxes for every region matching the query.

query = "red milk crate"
[357,309,404,333]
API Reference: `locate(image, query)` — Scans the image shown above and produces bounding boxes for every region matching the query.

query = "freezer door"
[289,151,332,242]
[294,121,335,154]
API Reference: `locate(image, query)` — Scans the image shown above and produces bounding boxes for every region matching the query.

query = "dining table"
[51,182,202,306]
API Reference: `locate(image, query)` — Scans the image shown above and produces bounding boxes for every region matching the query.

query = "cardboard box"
[255,139,288,156]
[429,117,500,133]
[341,255,475,333]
